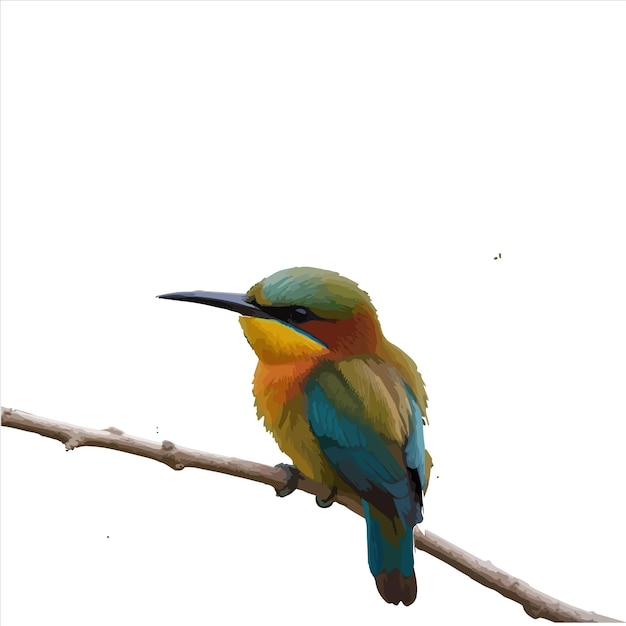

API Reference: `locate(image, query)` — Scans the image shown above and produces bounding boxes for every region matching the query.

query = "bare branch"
[1,406,621,623]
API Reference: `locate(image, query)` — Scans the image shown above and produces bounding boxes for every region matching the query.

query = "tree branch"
[1,406,621,623]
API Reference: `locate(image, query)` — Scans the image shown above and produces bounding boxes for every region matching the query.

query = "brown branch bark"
[1,406,621,623]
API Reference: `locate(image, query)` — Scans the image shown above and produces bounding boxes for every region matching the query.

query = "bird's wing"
[305,356,426,525]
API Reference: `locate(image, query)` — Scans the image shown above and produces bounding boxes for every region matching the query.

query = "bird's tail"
[363,500,417,606]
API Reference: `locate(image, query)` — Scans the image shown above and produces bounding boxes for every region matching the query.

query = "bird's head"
[158,267,382,364]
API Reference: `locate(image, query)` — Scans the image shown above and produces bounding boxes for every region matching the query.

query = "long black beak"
[157,291,273,319]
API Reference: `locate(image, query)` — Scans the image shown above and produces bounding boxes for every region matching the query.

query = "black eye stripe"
[248,299,323,325]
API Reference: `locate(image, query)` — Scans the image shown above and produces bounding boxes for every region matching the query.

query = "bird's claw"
[316,486,337,509]
[274,463,301,498]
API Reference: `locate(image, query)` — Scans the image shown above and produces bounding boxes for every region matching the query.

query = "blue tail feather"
[363,500,417,606]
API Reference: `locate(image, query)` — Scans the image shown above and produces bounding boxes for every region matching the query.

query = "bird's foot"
[316,486,337,509]
[274,463,302,498]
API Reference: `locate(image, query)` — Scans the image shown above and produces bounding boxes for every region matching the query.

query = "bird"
[158,267,432,606]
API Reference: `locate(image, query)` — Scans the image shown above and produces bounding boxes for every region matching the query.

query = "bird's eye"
[289,306,312,324]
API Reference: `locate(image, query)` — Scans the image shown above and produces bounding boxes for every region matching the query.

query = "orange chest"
[251,359,339,484]
[252,360,315,427]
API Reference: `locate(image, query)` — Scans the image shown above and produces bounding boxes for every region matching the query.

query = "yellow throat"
[239,316,328,364]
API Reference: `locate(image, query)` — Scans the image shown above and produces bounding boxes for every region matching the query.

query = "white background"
[2,2,625,624]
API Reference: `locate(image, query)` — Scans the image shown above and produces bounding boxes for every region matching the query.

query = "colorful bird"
[159,267,432,606]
